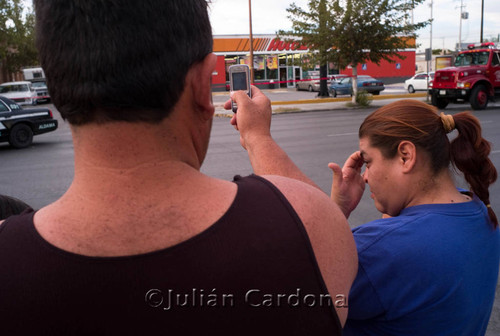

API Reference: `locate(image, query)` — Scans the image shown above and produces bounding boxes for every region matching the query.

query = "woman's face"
[359,137,406,216]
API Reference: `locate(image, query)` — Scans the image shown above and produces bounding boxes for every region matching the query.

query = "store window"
[253,56,266,80]
[267,55,278,80]
[279,54,287,66]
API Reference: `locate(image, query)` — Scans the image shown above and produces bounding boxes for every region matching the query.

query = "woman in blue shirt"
[329,99,500,335]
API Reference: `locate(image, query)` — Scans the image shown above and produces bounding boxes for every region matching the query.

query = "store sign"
[267,39,309,52]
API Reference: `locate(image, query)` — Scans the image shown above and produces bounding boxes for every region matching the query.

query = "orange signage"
[214,37,309,53]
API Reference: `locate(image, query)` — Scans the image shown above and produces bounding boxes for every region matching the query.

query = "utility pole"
[480,0,484,43]
[248,0,254,83]
[411,0,414,25]
[458,0,465,51]
[426,0,433,102]
[430,0,433,71]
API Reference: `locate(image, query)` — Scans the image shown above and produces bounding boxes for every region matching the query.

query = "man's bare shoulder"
[260,174,352,242]
[261,174,358,325]
[261,175,342,219]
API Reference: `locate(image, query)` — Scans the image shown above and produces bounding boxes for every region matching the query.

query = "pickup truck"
[0,95,58,148]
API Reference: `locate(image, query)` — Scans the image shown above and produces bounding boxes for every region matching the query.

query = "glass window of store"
[266,55,278,81]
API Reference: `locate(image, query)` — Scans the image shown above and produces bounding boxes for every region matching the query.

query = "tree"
[279,0,336,97]
[0,0,38,82]
[281,0,428,103]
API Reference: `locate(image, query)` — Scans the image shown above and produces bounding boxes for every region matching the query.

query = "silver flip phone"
[229,64,252,112]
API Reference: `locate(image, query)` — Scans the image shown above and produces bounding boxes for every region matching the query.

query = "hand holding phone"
[229,64,252,112]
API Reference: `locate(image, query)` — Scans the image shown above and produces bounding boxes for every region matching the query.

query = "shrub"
[355,90,373,106]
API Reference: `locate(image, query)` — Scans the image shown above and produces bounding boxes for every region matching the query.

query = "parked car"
[329,74,348,84]
[296,75,322,92]
[31,81,51,104]
[0,81,38,106]
[0,95,58,148]
[329,75,385,97]
[297,74,348,92]
[404,72,434,93]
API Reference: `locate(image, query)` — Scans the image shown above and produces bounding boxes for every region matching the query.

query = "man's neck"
[32,118,238,256]
[71,117,201,169]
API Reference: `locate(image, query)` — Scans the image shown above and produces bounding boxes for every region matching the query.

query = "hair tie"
[440,112,455,133]
[486,204,492,208]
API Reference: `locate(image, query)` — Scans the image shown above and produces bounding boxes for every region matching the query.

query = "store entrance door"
[279,67,288,88]
[290,67,301,88]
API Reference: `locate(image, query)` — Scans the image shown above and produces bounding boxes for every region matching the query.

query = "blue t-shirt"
[344,195,500,336]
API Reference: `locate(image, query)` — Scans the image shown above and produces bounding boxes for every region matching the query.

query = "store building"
[212,34,417,91]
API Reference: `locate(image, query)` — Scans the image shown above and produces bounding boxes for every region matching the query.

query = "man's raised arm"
[225,86,320,189]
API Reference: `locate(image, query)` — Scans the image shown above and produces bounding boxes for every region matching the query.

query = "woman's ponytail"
[450,112,498,228]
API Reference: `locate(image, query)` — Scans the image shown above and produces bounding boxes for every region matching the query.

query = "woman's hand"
[328,151,366,218]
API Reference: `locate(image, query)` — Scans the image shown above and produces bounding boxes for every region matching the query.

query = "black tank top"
[0,175,342,335]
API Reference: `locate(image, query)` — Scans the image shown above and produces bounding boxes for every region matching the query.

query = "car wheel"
[296,85,300,91]
[373,91,380,95]
[470,84,489,110]
[9,123,34,149]
[308,85,313,92]
[431,92,449,109]
[330,89,337,97]
[407,85,415,93]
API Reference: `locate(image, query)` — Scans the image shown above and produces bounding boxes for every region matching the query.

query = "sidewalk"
[214,91,428,117]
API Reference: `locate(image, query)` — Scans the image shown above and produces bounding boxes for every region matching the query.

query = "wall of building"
[340,51,416,84]
[213,56,227,91]
[211,34,417,89]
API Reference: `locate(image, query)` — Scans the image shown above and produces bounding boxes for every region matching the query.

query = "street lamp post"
[248,0,254,83]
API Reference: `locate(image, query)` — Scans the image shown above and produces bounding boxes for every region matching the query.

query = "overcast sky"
[209,0,500,52]
[22,0,499,52]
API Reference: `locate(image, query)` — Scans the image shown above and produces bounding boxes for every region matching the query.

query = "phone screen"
[232,72,248,91]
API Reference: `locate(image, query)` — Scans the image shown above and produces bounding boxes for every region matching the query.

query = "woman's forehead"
[359,137,371,151]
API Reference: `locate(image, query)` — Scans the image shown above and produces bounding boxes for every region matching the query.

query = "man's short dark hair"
[34,0,213,125]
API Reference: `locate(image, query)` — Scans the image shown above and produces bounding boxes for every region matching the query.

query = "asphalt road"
[0,96,499,334]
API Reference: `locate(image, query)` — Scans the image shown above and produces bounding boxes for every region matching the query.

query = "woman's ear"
[398,141,417,173]
[188,53,217,119]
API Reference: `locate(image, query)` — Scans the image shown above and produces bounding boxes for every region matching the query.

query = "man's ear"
[397,141,417,173]
[189,53,217,119]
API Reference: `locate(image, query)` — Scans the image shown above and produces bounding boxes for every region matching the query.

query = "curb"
[269,92,427,106]
[215,92,428,117]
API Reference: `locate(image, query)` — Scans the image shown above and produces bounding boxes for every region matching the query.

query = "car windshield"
[31,82,47,88]
[454,51,490,66]
[0,84,29,93]
[339,77,351,84]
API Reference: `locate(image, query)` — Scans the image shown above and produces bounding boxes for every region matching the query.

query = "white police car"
[0,95,58,148]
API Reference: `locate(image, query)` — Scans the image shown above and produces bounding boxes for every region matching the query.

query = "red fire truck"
[431,42,500,110]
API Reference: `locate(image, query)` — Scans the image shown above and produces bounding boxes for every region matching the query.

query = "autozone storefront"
[211,34,416,91]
